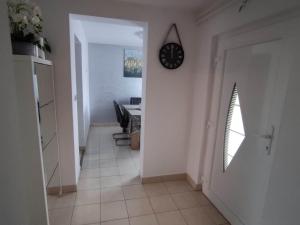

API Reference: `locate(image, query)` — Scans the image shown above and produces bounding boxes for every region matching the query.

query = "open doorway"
[70,14,148,181]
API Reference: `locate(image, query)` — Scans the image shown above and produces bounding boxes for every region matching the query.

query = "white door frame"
[202,8,300,225]
[69,14,149,178]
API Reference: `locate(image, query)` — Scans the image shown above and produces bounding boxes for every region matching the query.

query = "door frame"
[202,8,300,225]
[69,14,149,179]
[74,35,85,148]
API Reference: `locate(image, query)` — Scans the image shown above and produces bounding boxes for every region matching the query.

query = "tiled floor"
[47,126,229,225]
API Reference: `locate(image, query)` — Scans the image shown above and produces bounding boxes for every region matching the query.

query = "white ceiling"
[112,0,214,11]
[81,20,143,47]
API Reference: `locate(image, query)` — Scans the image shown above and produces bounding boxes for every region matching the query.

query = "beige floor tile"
[191,191,212,206]
[130,151,140,159]
[72,204,101,225]
[83,157,100,163]
[164,181,192,194]
[117,158,136,169]
[77,178,101,190]
[100,167,120,177]
[144,183,169,197]
[133,159,140,170]
[82,159,100,169]
[47,195,57,210]
[122,185,147,199]
[121,174,141,186]
[101,201,128,222]
[99,152,116,160]
[75,189,101,205]
[126,198,153,217]
[84,154,100,160]
[115,150,132,159]
[99,148,115,155]
[204,206,228,225]
[48,207,73,225]
[181,207,215,225]
[119,164,138,175]
[85,148,99,155]
[100,176,122,188]
[129,214,159,225]
[156,211,187,225]
[47,193,77,210]
[100,144,114,150]
[149,195,177,213]
[117,157,134,164]
[171,192,201,209]
[101,219,130,225]
[100,159,118,168]
[101,187,124,203]
[114,145,131,151]
[80,168,101,179]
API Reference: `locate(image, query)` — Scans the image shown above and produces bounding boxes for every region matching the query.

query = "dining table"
[122,104,141,111]
[122,104,141,150]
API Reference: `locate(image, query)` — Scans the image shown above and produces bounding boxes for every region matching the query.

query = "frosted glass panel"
[224,84,245,171]
[230,105,244,135]
[227,131,245,156]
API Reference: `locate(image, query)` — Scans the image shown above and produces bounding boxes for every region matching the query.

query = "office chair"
[112,101,130,146]
[130,97,141,105]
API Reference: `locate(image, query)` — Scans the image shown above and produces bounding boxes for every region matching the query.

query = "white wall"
[89,43,142,124]
[0,3,26,224]
[35,0,196,183]
[186,0,300,185]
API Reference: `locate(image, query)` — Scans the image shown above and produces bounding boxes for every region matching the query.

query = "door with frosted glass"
[210,39,286,225]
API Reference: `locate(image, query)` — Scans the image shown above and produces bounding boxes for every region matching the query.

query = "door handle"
[253,126,275,155]
[262,126,275,155]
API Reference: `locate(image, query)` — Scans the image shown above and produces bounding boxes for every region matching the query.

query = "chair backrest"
[113,100,122,123]
[120,105,130,128]
[130,97,141,105]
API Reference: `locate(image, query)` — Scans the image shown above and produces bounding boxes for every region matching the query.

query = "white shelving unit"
[13,55,61,225]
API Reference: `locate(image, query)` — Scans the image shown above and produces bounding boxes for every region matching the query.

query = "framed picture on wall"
[124,49,143,78]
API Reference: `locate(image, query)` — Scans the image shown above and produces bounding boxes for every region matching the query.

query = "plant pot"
[11,41,38,57]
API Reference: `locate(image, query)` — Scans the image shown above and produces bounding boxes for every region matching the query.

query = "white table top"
[123,104,141,110]
[128,109,141,116]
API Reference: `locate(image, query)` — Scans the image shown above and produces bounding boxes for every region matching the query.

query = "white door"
[204,17,300,225]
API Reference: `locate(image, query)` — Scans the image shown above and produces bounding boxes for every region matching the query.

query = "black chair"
[130,97,141,105]
[113,101,122,129]
[112,101,130,146]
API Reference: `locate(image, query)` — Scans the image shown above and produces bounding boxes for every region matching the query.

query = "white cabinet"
[35,63,55,106]
[13,55,60,190]
[43,136,59,184]
[40,102,56,148]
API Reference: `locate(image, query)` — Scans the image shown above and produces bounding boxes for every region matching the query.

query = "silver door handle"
[263,126,275,155]
[260,134,273,140]
[253,126,275,155]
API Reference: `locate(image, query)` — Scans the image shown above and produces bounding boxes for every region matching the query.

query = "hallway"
[47,126,228,225]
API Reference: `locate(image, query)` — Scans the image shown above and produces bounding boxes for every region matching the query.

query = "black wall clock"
[159,24,184,70]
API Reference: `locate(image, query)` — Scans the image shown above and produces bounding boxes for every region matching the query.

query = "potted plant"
[7,0,51,58]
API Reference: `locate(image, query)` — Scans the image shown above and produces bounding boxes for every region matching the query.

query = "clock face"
[159,42,184,69]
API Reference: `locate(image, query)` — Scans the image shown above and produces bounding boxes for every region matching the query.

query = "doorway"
[70,14,148,179]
